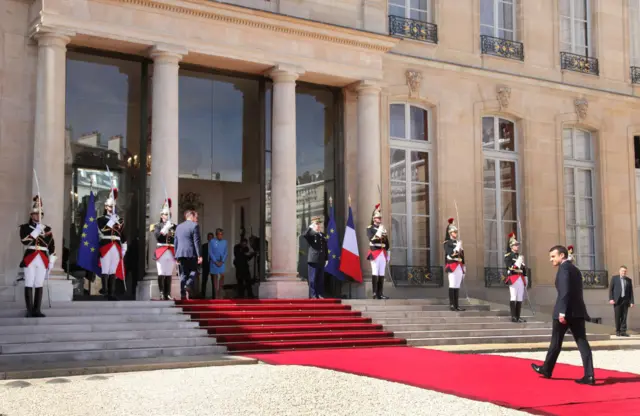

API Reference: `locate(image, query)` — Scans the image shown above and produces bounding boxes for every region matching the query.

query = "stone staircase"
[344,299,613,347]
[0,301,226,367]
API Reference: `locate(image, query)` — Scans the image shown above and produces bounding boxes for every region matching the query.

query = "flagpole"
[347,194,352,299]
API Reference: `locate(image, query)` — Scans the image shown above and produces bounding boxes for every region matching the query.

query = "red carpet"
[247,347,640,415]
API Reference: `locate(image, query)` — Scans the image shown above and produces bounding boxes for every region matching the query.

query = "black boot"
[164,275,173,300]
[101,274,109,297]
[377,276,389,299]
[24,287,34,318]
[516,302,526,323]
[454,289,465,311]
[371,276,378,299]
[33,287,46,318]
[107,275,118,301]
[448,288,455,311]
[510,301,517,322]
[157,275,165,300]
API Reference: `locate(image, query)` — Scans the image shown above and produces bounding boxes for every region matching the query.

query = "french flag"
[339,206,363,283]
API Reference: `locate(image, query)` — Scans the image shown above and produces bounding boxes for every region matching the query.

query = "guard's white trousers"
[370,255,388,276]
[509,277,527,302]
[24,255,46,288]
[101,245,120,275]
[448,267,464,289]
[156,250,176,276]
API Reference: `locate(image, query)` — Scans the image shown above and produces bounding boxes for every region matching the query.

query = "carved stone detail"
[496,85,511,110]
[405,70,423,97]
[574,98,588,120]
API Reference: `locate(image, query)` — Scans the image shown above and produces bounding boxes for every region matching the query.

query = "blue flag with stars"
[325,205,345,280]
[77,191,101,275]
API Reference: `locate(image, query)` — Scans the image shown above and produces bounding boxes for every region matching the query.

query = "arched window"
[389,103,433,267]
[482,116,519,267]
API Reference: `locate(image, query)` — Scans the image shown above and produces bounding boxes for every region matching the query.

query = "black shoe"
[620,332,630,337]
[24,287,34,318]
[517,318,527,323]
[379,295,389,300]
[450,305,456,311]
[616,332,621,336]
[32,287,46,318]
[575,376,596,385]
[511,317,518,323]
[531,364,551,378]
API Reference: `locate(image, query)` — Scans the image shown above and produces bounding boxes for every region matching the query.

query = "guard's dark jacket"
[504,251,526,285]
[19,220,55,268]
[444,239,464,273]
[304,228,328,264]
[97,213,126,248]
[151,220,177,261]
[367,225,389,260]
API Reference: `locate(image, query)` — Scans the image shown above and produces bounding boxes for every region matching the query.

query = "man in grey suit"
[609,265,635,337]
[174,210,202,300]
[531,245,595,385]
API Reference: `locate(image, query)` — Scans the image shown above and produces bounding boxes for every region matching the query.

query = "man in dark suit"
[174,210,202,300]
[201,232,214,299]
[531,245,595,385]
[609,265,635,337]
[303,216,328,299]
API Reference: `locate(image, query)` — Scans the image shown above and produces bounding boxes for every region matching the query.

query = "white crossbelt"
[157,243,174,247]
[101,236,121,241]
[27,246,49,252]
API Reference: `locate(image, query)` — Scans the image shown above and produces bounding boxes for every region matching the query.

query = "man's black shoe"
[620,332,630,337]
[575,376,596,385]
[616,332,621,337]
[531,364,551,378]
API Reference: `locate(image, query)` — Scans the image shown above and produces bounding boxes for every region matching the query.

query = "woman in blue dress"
[208,228,228,299]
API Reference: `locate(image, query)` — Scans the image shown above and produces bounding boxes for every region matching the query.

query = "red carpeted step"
[197,316,372,327]
[180,304,350,312]
[206,323,383,335]
[217,330,394,343]
[226,337,406,353]
[187,310,361,319]
[176,299,341,305]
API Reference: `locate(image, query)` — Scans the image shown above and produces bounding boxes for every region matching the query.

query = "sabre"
[377,185,391,282]
[106,165,127,293]
[454,200,470,303]
[160,177,172,224]
[517,217,535,316]
[33,168,52,308]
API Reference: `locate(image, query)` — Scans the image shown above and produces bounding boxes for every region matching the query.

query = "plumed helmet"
[160,198,172,215]
[30,195,44,216]
[371,203,382,221]
[508,232,519,248]
[445,217,458,241]
[105,188,118,207]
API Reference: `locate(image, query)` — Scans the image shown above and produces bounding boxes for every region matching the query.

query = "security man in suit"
[174,210,202,300]
[19,196,56,317]
[444,218,465,311]
[504,232,527,323]
[97,188,126,301]
[367,204,390,300]
[609,265,635,337]
[151,198,177,300]
[304,216,328,299]
[532,245,595,385]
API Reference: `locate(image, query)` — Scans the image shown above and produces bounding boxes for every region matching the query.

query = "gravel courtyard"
[0,350,637,416]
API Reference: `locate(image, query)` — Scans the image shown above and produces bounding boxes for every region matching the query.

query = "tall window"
[630,0,640,67]
[634,136,640,260]
[389,0,432,22]
[560,0,591,56]
[482,117,518,267]
[389,104,432,267]
[563,128,597,270]
[480,0,516,40]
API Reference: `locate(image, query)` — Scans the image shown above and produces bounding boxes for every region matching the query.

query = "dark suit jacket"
[304,228,328,264]
[609,275,635,304]
[174,220,201,259]
[553,260,589,320]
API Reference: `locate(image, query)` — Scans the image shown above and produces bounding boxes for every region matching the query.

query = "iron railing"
[480,35,524,61]
[631,66,640,84]
[390,265,444,287]
[484,267,532,288]
[581,270,609,289]
[388,15,438,44]
[560,52,599,76]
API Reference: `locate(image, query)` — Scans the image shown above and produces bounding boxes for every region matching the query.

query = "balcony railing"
[390,265,444,287]
[632,67,640,84]
[581,270,609,289]
[484,268,532,288]
[388,15,438,44]
[560,52,599,76]
[480,35,524,61]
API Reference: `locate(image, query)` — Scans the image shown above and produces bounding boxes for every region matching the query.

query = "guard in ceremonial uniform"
[152,198,176,300]
[19,196,56,317]
[367,204,390,300]
[303,216,328,299]
[567,245,575,263]
[504,232,527,323]
[444,218,465,311]
[97,188,127,300]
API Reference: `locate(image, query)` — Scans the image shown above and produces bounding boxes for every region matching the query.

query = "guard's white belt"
[370,243,384,247]
[157,243,174,247]
[27,246,49,252]
[101,236,121,241]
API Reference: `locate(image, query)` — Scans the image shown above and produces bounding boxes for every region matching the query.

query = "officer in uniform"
[367,204,390,300]
[567,245,575,263]
[151,198,176,300]
[304,216,328,299]
[504,232,527,323]
[444,218,465,311]
[19,196,56,317]
[97,188,126,300]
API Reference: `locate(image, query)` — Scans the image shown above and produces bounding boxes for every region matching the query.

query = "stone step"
[394,328,552,339]
[343,299,470,306]
[0,328,207,344]
[0,345,227,365]
[47,301,176,308]
[0,314,191,326]
[0,336,217,354]
[0,321,200,335]
[363,310,506,319]
[373,316,534,325]
[0,307,182,318]
[351,304,491,312]
[407,333,611,346]
[383,321,550,331]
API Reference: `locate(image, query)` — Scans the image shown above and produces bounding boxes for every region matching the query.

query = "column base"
[137,271,180,300]
[260,275,309,299]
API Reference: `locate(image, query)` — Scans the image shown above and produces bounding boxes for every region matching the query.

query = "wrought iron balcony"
[390,265,444,287]
[560,52,599,76]
[581,270,608,289]
[480,35,524,61]
[484,268,532,288]
[388,15,438,44]
[631,67,640,84]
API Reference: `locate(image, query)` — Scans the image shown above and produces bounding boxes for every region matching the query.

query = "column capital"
[30,25,74,47]
[149,44,187,64]
[355,80,382,95]
[268,64,303,83]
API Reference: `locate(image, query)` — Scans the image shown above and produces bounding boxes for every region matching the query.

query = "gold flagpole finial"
[329,196,333,207]
[348,194,352,206]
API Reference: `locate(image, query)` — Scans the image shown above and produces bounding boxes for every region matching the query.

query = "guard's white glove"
[310,223,318,232]
[121,242,128,257]
[161,222,172,235]
[386,253,390,263]
[514,255,524,268]
[48,254,57,271]
[325,261,328,267]
[454,240,462,253]
[30,224,43,239]
[462,265,467,274]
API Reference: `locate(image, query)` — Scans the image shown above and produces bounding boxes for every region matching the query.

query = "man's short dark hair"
[620,265,628,269]
[549,245,568,258]
[184,210,196,219]
[216,228,223,234]
[207,232,214,238]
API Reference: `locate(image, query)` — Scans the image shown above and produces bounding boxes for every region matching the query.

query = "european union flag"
[325,204,345,280]
[77,191,101,275]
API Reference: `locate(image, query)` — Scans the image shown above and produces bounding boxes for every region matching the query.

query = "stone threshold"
[420,339,640,354]
[0,354,257,380]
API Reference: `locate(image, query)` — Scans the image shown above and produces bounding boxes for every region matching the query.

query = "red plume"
[112,188,118,200]
[508,232,515,238]
[167,198,172,208]
[448,218,454,224]
[375,203,381,210]
[567,245,574,251]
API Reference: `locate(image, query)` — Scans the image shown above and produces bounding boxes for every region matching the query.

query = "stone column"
[138,45,185,300]
[27,28,75,303]
[356,81,382,298]
[260,65,308,299]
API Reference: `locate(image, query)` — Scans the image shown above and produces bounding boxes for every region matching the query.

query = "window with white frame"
[389,0,432,22]
[482,116,519,268]
[389,103,432,267]
[560,0,591,56]
[480,0,516,40]
[630,0,640,67]
[635,136,640,260]
[563,127,597,270]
